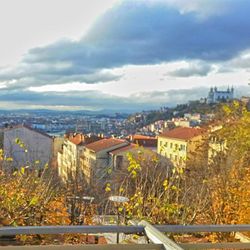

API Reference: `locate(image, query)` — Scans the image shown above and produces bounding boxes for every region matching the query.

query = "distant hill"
[0,108,131,118]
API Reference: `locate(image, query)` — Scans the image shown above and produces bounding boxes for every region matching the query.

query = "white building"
[57,133,100,182]
[207,87,234,104]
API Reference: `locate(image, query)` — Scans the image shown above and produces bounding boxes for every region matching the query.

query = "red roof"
[86,138,128,152]
[159,127,203,141]
[109,144,137,155]
[68,133,101,146]
[127,134,157,147]
[128,134,156,140]
[68,134,84,145]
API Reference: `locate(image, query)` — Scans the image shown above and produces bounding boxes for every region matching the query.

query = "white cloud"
[0,0,118,67]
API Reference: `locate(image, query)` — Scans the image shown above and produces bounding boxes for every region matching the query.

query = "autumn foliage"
[0,101,249,244]
[106,101,250,240]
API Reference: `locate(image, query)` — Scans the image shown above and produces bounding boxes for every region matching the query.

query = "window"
[180,144,186,151]
[175,144,178,150]
[174,155,177,161]
[160,141,162,146]
[164,142,168,147]
[170,143,173,148]
[179,157,184,164]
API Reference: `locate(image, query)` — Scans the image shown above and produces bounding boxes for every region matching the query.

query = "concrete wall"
[4,126,53,169]
[82,141,129,184]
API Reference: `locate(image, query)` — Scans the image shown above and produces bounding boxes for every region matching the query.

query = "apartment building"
[81,138,129,184]
[157,127,204,166]
[57,133,100,182]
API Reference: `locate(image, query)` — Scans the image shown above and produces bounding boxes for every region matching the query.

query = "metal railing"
[0,222,249,249]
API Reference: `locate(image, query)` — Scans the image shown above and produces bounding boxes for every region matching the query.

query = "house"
[157,127,204,166]
[57,133,100,182]
[81,138,129,184]
[3,125,57,170]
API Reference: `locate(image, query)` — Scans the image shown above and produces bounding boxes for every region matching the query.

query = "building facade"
[57,133,100,182]
[81,138,129,184]
[207,87,234,104]
[3,125,54,169]
[157,127,204,167]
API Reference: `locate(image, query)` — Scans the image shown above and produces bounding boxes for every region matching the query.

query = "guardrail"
[0,222,249,249]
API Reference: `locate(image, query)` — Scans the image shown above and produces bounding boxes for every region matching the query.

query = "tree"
[207,101,250,232]
[107,147,210,225]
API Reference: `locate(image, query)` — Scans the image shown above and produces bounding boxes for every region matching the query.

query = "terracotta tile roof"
[159,127,203,141]
[127,134,157,147]
[68,133,84,145]
[85,138,128,152]
[127,134,156,140]
[109,144,137,155]
[68,133,101,146]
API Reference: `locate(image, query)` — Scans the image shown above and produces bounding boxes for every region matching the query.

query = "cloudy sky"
[0,0,250,111]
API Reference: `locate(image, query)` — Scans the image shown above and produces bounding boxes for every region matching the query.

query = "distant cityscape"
[0,87,243,139]
[1,87,249,185]
[1,1,250,246]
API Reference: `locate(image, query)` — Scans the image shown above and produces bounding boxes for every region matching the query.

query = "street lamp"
[81,196,95,243]
[109,195,129,244]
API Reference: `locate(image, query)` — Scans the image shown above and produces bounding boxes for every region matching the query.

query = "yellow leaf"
[29,196,39,206]
[20,167,25,175]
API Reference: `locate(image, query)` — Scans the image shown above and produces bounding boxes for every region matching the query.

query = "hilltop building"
[157,127,204,167]
[207,87,234,104]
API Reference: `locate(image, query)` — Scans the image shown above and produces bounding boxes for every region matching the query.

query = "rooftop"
[86,138,128,153]
[127,135,157,147]
[128,134,156,140]
[159,127,203,141]
[4,124,52,139]
[67,133,101,146]
[109,144,137,155]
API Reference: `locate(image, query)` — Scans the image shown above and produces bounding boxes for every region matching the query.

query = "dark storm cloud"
[0,89,154,110]
[27,0,250,66]
[1,0,250,89]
